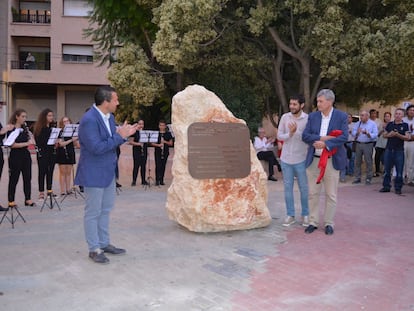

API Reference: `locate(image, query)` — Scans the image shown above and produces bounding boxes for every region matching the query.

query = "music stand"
[39,127,62,211]
[41,190,61,211]
[0,205,26,229]
[59,124,84,202]
[47,127,62,145]
[139,130,159,189]
[4,128,23,147]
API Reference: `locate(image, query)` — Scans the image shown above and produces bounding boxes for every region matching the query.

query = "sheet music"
[139,130,159,143]
[47,128,62,145]
[61,124,79,138]
[4,128,23,147]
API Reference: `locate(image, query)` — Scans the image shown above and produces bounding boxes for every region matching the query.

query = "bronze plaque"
[188,122,251,179]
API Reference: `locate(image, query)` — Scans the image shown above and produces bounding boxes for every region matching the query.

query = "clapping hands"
[117,121,139,139]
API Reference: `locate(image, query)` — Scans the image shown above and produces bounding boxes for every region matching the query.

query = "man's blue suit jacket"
[75,106,125,188]
[302,108,348,170]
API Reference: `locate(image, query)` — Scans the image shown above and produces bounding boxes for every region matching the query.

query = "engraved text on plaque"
[188,122,251,179]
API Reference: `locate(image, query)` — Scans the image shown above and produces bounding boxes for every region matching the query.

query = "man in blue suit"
[302,89,348,235]
[75,86,138,264]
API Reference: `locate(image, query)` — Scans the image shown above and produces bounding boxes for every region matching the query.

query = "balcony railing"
[11,60,50,70]
[12,11,51,24]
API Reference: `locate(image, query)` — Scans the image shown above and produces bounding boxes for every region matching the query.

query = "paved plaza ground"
[0,146,413,311]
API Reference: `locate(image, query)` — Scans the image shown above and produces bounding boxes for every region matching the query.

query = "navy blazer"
[75,106,125,188]
[302,108,348,170]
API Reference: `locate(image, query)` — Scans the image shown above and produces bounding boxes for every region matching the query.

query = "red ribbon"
[316,130,343,184]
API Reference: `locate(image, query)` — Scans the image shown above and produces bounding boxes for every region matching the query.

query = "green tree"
[87,0,414,121]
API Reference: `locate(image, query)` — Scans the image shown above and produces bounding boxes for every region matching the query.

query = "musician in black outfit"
[33,108,57,199]
[0,106,15,211]
[7,109,36,207]
[128,119,148,186]
[152,120,173,186]
[56,116,78,195]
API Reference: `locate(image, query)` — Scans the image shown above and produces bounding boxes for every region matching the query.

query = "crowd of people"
[254,90,414,235]
[1,86,412,263]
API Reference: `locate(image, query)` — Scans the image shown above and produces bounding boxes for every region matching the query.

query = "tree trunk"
[272,49,288,113]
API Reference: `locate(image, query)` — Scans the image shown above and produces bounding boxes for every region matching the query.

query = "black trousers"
[375,147,385,173]
[132,148,147,184]
[155,153,168,183]
[257,151,278,176]
[8,151,32,202]
[37,153,56,192]
[0,148,4,180]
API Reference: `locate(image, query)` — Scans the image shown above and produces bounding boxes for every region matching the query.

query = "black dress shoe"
[0,205,9,212]
[155,181,160,186]
[325,225,334,235]
[131,182,136,186]
[89,251,110,264]
[305,225,318,234]
[160,181,165,186]
[268,176,277,181]
[116,182,122,188]
[395,189,402,195]
[102,244,126,255]
[379,188,390,193]
[142,181,149,186]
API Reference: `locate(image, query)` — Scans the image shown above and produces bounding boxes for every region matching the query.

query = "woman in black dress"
[56,116,78,195]
[7,109,36,207]
[33,108,57,199]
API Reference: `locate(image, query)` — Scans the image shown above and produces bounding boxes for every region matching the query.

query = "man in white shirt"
[253,128,280,181]
[277,95,309,227]
[352,110,378,185]
[302,89,348,236]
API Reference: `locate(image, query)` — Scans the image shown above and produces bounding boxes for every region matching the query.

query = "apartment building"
[0,0,110,125]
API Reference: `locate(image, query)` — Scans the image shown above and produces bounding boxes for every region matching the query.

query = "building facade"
[0,0,110,125]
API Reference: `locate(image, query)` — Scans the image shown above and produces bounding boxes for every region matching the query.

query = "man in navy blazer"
[302,89,348,235]
[75,86,138,264]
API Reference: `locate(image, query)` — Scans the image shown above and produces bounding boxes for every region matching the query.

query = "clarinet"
[160,133,165,160]
[50,122,57,156]
[139,131,144,157]
[23,122,39,154]
[64,145,69,160]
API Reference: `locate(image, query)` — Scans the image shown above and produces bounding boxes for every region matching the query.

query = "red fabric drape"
[316,130,343,184]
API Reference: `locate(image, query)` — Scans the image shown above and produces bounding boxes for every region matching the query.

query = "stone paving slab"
[0,148,413,310]
[0,175,286,311]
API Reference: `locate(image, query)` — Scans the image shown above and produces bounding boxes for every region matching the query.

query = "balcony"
[11,60,50,71]
[12,10,51,24]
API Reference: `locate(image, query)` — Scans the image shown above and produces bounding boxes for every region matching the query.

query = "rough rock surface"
[166,85,271,232]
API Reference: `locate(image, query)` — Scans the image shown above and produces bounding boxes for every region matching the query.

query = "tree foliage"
[87,0,414,123]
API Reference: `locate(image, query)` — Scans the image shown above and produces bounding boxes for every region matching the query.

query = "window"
[62,45,93,63]
[63,0,92,17]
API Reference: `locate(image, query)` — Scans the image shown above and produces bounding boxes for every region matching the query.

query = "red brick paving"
[232,184,414,311]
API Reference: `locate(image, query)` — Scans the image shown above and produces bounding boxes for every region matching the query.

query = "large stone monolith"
[166,85,271,232]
